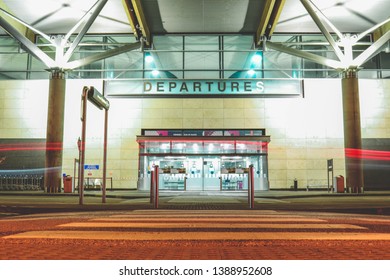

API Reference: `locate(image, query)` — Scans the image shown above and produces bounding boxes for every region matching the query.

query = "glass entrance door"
[203,157,220,191]
[221,157,248,191]
[186,157,202,190]
[185,156,220,191]
[138,155,268,191]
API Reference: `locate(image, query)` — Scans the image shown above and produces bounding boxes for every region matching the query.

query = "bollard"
[154,165,159,209]
[294,179,298,191]
[150,171,154,204]
[248,165,255,209]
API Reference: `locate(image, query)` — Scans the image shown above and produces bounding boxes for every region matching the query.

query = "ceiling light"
[247,69,255,77]
[145,54,154,63]
[251,53,262,64]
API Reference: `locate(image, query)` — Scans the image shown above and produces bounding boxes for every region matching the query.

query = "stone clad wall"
[1,78,389,189]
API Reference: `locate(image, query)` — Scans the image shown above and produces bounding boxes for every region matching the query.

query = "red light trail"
[345,148,390,161]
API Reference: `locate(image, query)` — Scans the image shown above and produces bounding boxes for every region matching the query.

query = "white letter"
[256,81,265,93]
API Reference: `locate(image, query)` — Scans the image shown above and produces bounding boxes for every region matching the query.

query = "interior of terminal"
[137,129,270,191]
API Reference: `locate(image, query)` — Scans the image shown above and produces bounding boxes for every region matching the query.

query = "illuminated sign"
[105,79,303,98]
[142,80,266,94]
[142,129,266,137]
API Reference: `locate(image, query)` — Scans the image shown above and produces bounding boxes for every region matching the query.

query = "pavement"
[1,208,390,260]
[1,190,390,260]
[1,189,390,215]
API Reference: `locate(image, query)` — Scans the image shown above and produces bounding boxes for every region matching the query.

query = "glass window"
[171,142,186,153]
[185,141,204,154]
[140,141,171,154]
[153,36,183,51]
[105,51,143,79]
[0,53,29,80]
[236,141,265,154]
[204,141,223,154]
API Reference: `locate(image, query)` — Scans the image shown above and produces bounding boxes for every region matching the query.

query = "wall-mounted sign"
[142,129,266,137]
[84,164,99,170]
[105,79,303,98]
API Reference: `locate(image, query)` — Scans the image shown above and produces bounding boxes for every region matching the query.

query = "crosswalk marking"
[3,210,387,242]
[57,222,366,229]
[4,230,389,240]
[90,217,327,223]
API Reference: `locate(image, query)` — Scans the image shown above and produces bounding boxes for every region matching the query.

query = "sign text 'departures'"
[105,79,303,97]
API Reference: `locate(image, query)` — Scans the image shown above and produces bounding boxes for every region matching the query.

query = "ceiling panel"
[1,0,131,34]
[0,0,389,37]
[156,0,250,33]
[275,0,390,33]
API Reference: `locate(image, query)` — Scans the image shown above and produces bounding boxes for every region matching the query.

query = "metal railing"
[74,177,113,191]
[0,174,44,191]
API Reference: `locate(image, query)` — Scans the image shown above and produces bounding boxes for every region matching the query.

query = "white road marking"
[3,231,388,240]
[89,217,327,223]
[57,222,366,229]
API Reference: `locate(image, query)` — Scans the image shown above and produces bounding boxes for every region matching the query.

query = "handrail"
[74,176,113,191]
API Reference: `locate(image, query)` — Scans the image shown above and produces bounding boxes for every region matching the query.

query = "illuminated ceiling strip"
[266,0,286,37]
[256,0,286,44]
[122,0,150,45]
[131,0,150,45]
[122,0,140,40]
[256,0,276,42]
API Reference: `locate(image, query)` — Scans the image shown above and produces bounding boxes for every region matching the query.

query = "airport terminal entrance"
[137,129,270,192]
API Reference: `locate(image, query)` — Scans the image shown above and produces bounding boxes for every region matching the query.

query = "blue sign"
[84,164,99,170]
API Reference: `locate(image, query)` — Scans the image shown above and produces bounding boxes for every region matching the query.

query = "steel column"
[44,70,66,193]
[102,108,108,203]
[79,87,88,204]
[342,70,363,193]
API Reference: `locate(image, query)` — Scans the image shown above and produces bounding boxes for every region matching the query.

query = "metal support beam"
[353,30,390,67]
[375,20,390,39]
[66,42,140,70]
[359,17,390,43]
[63,0,108,63]
[300,0,345,62]
[0,14,55,68]
[266,41,343,69]
[0,1,34,41]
